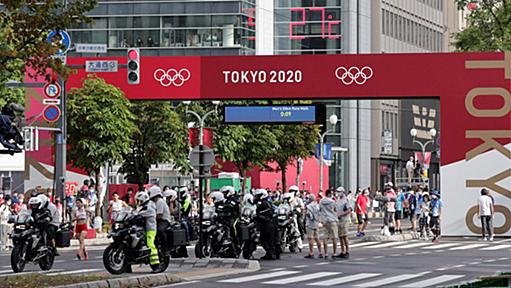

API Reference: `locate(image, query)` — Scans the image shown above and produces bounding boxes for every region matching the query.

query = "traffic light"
[127,48,140,85]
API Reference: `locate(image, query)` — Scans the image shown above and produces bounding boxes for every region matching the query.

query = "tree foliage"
[0,0,97,85]
[454,0,511,51]
[121,101,190,189]
[266,125,320,192]
[67,75,137,184]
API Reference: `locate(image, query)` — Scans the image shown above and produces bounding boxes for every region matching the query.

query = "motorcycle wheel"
[103,245,128,275]
[289,243,297,253]
[242,244,255,260]
[11,244,26,273]
[194,239,211,258]
[154,249,170,273]
[38,248,55,271]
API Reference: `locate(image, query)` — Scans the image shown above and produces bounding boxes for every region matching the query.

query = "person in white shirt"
[0,196,13,250]
[108,192,127,225]
[478,188,494,241]
[406,156,415,184]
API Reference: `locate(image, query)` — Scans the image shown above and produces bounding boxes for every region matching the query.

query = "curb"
[54,273,183,288]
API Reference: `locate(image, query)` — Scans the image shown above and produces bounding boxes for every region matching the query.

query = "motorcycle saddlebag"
[168,228,187,246]
[239,224,250,241]
[55,229,71,248]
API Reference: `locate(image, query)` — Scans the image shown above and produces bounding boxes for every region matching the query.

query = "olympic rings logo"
[153,68,191,87]
[335,66,373,85]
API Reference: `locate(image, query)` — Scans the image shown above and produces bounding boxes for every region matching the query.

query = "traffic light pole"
[55,79,67,216]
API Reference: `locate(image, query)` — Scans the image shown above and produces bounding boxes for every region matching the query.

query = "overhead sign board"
[76,43,108,54]
[86,60,118,73]
[223,105,324,124]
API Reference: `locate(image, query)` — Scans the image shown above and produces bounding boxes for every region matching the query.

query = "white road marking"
[498,257,509,261]
[483,259,496,263]
[481,245,511,250]
[400,275,465,288]
[354,258,368,261]
[389,254,401,257]
[372,256,384,259]
[452,264,465,268]
[307,273,382,286]
[46,268,101,276]
[262,272,341,285]
[355,273,427,287]
[469,262,481,265]
[396,243,431,249]
[405,252,417,255]
[365,242,404,249]
[450,244,488,250]
[156,281,201,287]
[269,268,286,271]
[422,243,460,249]
[292,265,309,268]
[218,271,299,283]
[350,242,380,248]
[315,262,329,265]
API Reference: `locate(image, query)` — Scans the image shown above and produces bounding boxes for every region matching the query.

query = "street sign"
[189,145,215,175]
[86,60,118,73]
[76,43,107,54]
[42,105,61,123]
[47,30,71,55]
[43,99,61,105]
[43,83,61,98]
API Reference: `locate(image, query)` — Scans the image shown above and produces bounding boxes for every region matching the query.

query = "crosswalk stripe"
[262,272,341,285]
[481,245,511,250]
[218,271,300,283]
[399,275,465,287]
[350,242,380,248]
[355,274,426,287]
[365,242,404,248]
[422,243,460,249]
[450,244,488,250]
[46,268,101,276]
[307,273,382,286]
[395,243,431,249]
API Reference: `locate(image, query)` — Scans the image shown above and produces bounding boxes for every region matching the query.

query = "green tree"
[121,102,190,189]
[0,0,97,84]
[453,0,511,51]
[214,124,279,191]
[267,125,320,193]
[67,75,137,214]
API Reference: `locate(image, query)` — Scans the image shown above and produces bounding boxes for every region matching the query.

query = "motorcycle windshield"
[16,210,33,224]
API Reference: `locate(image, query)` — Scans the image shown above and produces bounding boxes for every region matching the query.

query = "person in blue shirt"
[429,191,443,242]
[395,187,406,234]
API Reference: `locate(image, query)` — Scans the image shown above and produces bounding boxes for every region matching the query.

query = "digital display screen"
[224,105,320,124]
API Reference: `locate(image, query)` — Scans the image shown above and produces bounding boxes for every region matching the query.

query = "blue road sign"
[315,144,332,160]
[47,30,71,55]
[43,105,61,123]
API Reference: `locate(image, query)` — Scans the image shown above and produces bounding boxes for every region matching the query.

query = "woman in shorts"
[72,198,90,260]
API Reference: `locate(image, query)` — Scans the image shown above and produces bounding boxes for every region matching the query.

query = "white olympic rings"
[335,66,373,85]
[153,68,191,87]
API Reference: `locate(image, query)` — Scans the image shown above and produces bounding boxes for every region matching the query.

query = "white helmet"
[336,186,346,196]
[148,186,162,199]
[135,191,150,205]
[288,185,299,193]
[243,194,254,206]
[28,195,43,210]
[209,191,225,204]
[220,185,235,197]
[254,188,268,199]
[283,192,294,203]
[178,186,189,197]
[163,189,177,201]
[38,194,49,207]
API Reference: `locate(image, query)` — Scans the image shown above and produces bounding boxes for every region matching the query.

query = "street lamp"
[182,100,220,258]
[410,127,437,184]
[318,114,338,192]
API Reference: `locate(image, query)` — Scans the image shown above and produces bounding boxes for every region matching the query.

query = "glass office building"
[68,0,256,56]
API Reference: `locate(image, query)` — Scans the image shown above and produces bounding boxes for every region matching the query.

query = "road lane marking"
[292,265,309,268]
[396,243,431,249]
[481,245,511,250]
[307,273,381,286]
[156,281,200,287]
[262,272,340,285]
[355,273,427,287]
[315,262,329,265]
[372,256,384,259]
[350,242,380,248]
[422,243,460,249]
[365,242,404,249]
[450,244,488,250]
[46,268,101,276]
[400,275,465,288]
[218,271,299,283]
[269,268,285,271]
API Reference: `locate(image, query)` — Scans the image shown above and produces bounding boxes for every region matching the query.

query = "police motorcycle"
[0,103,25,155]
[193,208,215,258]
[196,192,238,258]
[10,197,70,273]
[238,194,260,259]
[276,193,302,253]
[163,189,190,258]
[103,201,170,274]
